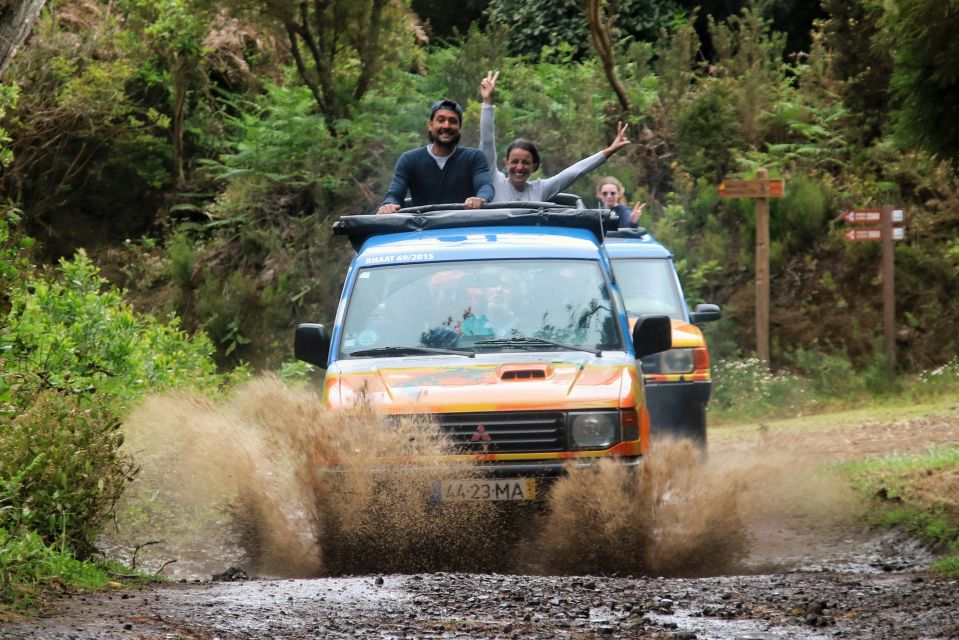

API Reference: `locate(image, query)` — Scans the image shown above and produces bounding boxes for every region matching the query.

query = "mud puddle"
[105,376,929,581]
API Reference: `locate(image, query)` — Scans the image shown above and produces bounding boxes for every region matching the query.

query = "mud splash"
[522,433,865,577]
[110,376,863,579]
[113,375,504,578]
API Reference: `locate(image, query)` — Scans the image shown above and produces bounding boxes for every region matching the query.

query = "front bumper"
[645,380,711,445]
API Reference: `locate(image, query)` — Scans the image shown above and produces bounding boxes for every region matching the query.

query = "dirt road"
[4,399,958,640]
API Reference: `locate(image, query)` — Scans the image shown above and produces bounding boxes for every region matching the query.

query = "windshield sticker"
[363,252,435,266]
[357,330,377,347]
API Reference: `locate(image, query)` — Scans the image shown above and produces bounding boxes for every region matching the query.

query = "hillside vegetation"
[2,0,957,374]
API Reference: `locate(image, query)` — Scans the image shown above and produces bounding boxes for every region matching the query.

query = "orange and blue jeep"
[605,229,721,446]
[293,205,671,502]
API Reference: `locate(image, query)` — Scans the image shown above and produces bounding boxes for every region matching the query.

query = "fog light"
[570,412,617,449]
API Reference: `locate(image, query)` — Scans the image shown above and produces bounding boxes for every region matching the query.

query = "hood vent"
[498,363,552,381]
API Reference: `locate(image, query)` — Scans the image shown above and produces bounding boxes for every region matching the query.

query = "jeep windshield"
[339,259,622,358]
[609,258,685,320]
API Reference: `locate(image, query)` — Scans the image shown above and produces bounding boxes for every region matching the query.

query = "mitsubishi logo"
[471,424,491,442]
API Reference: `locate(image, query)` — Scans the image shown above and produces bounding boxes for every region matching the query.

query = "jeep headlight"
[569,412,618,449]
[660,348,695,374]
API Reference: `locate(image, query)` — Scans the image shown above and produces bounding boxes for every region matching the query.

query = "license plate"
[432,478,536,502]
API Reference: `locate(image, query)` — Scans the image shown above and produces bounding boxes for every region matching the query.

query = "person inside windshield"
[459,269,523,338]
[596,176,645,229]
[378,99,494,214]
[479,71,632,203]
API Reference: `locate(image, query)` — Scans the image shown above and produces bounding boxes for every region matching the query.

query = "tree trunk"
[585,0,631,114]
[0,0,48,78]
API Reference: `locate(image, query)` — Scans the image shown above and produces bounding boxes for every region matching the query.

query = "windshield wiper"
[473,337,602,356]
[349,346,475,358]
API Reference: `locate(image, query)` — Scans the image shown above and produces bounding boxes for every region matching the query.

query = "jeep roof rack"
[332,202,619,251]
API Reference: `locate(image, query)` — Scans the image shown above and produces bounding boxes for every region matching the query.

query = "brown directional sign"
[718,178,785,198]
[843,209,904,224]
[843,227,905,242]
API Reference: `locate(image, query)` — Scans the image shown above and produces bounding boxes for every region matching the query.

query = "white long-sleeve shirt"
[480,104,607,203]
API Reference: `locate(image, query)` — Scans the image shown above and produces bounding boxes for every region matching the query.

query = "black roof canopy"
[332,202,620,251]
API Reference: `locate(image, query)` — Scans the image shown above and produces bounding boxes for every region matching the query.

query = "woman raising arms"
[479,70,631,203]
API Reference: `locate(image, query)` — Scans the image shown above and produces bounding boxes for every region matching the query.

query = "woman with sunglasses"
[596,176,645,229]
[479,71,632,203]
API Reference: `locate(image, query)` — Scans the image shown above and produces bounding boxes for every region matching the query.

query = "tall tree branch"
[0,0,48,78]
[352,0,385,102]
[585,0,631,114]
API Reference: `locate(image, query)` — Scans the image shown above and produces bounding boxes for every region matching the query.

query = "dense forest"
[1,0,958,608]
[3,0,958,375]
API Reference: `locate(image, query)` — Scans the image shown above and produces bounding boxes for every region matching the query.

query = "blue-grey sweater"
[382,146,494,208]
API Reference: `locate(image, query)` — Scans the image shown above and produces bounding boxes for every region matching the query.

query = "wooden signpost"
[842,205,906,378]
[718,169,784,365]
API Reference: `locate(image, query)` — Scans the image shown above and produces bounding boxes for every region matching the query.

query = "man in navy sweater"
[378,100,494,213]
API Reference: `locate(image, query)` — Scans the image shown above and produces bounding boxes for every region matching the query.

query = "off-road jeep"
[293,204,671,503]
[605,229,721,445]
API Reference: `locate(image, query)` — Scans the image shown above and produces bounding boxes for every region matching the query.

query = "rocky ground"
[3,405,959,640]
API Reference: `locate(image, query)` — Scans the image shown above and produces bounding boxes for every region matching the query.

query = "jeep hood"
[323,354,640,414]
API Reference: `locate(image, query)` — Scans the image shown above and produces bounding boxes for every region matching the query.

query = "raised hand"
[603,121,631,157]
[480,70,499,105]
[629,201,646,224]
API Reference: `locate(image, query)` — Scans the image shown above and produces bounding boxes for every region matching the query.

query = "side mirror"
[294,323,331,369]
[632,314,672,359]
[689,303,721,324]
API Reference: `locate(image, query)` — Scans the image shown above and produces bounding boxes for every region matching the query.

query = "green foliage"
[708,2,787,147]
[0,208,30,298]
[0,392,135,557]
[819,0,890,146]
[204,84,349,196]
[674,83,744,181]
[167,231,196,290]
[0,527,111,609]
[1,249,229,408]
[3,3,171,246]
[769,174,830,254]
[276,359,314,382]
[883,0,959,163]
[785,345,866,398]
[485,0,681,60]
[0,83,18,168]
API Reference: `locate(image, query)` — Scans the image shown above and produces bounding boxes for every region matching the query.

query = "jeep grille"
[437,411,567,453]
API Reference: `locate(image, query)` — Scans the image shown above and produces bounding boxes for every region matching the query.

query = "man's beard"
[429,129,461,151]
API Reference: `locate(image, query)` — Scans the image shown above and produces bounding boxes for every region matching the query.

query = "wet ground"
[3,390,959,639]
[3,551,958,639]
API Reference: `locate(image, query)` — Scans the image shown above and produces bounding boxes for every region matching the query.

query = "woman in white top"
[479,70,632,203]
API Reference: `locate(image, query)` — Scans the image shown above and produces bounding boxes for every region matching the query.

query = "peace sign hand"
[603,121,631,157]
[480,70,499,105]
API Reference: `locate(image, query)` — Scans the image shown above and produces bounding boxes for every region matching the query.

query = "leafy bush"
[0,249,229,409]
[674,83,744,181]
[485,0,680,60]
[785,345,866,398]
[0,392,135,557]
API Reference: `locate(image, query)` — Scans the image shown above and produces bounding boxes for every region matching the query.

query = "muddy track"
[4,393,959,639]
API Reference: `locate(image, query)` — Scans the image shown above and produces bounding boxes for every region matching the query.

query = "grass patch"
[0,529,133,614]
[709,354,959,427]
[839,446,959,577]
